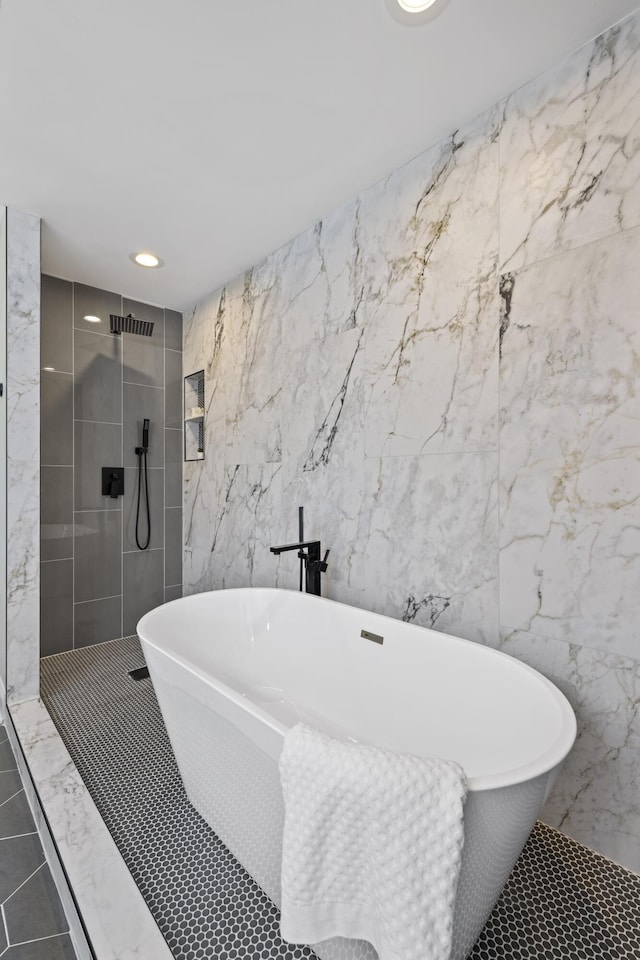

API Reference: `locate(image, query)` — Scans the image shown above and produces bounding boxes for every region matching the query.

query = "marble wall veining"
[0,207,6,696]
[183,12,640,872]
[6,209,41,705]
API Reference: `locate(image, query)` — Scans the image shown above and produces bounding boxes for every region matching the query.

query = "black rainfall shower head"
[110,313,154,337]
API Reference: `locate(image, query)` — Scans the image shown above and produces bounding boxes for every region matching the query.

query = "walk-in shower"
[39,275,183,656]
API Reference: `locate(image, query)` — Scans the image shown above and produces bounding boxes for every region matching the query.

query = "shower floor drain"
[128,665,150,681]
[41,636,640,960]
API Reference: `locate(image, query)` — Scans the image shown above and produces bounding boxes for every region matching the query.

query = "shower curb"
[8,696,173,960]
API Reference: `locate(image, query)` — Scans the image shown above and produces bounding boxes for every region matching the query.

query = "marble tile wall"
[0,207,6,696]
[40,277,183,655]
[6,209,41,705]
[183,12,640,871]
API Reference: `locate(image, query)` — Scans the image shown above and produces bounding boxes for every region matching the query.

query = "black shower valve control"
[102,466,125,499]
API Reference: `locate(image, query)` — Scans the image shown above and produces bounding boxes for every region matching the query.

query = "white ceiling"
[1,0,639,312]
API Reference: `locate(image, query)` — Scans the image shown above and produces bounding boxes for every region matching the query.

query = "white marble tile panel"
[499,228,640,658]
[222,261,283,465]
[359,453,499,644]
[73,866,175,960]
[184,287,228,406]
[363,106,500,458]
[186,461,283,591]
[278,197,365,353]
[279,328,366,595]
[281,326,364,476]
[7,459,39,704]
[6,208,40,464]
[500,13,640,272]
[497,627,640,872]
[0,207,6,695]
[183,454,223,594]
[183,302,206,381]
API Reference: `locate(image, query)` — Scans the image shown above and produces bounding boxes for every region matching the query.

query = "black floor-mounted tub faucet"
[269,540,329,596]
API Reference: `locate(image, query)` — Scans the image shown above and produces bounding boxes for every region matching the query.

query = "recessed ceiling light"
[397,0,437,10]
[386,0,444,22]
[83,315,101,323]
[131,252,163,268]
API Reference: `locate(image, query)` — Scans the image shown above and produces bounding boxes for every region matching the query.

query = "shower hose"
[135,447,151,550]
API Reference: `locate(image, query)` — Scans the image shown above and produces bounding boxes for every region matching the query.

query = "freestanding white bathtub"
[138,588,576,960]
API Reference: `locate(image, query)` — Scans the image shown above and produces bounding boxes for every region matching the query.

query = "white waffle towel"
[279,723,467,960]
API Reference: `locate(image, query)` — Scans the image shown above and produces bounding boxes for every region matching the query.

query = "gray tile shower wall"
[183,12,640,872]
[40,277,183,655]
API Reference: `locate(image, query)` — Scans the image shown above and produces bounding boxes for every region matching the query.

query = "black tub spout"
[269,540,329,596]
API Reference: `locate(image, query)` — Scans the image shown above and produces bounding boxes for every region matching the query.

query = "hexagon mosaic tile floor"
[41,636,640,960]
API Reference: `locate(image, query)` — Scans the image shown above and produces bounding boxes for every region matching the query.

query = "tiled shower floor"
[41,637,640,960]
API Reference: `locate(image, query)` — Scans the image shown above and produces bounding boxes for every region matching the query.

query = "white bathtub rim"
[138,588,577,794]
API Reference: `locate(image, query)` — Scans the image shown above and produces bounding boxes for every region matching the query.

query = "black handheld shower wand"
[135,419,151,550]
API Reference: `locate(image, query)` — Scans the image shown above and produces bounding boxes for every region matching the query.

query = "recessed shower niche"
[184,369,205,461]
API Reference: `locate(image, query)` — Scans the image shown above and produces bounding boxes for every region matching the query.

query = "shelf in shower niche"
[184,370,205,462]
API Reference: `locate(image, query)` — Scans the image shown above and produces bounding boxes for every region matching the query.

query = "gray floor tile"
[0,916,6,952]
[0,792,35,840]
[3,934,76,959]
[4,864,68,945]
[0,741,16,773]
[0,834,44,902]
[0,772,22,806]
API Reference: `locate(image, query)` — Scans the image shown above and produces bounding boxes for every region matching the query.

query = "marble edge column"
[6,208,41,704]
